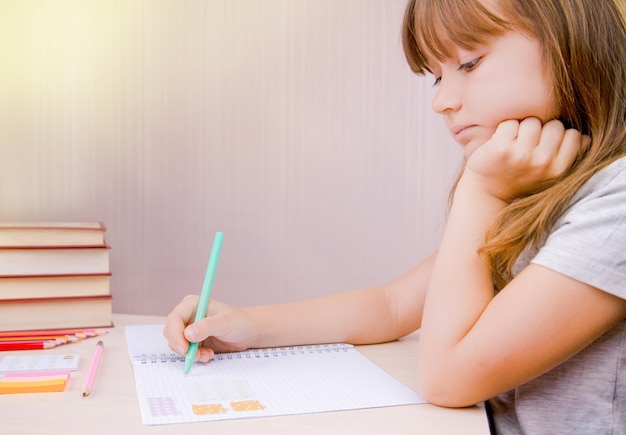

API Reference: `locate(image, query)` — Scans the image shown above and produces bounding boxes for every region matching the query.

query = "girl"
[164,0,626,433]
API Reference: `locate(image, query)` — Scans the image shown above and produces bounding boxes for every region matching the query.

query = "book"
[0,222,106,247]
[125,324,426,426]
[0,222,113,333]
[0,296,113,331]
[0,246,110,276]
[0,274,111,300]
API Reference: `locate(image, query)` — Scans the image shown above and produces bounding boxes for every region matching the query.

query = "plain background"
[0,0,462,315]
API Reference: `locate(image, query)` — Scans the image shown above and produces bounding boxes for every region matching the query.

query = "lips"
[451,125,474,136]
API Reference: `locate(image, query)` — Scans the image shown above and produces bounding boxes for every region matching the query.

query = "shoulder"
[560,155,626,224]
[530,156,626,299]
[572,156,626,203]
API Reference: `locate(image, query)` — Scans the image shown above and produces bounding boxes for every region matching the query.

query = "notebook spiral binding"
[133,343,353,364]
[134,353,184,364]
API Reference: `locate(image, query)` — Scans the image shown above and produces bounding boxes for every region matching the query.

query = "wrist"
[455,174,509,207]
[241,306,263,348]
[245,305,285,349]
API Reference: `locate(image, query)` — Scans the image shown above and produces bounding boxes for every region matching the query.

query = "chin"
[463,142,480,158]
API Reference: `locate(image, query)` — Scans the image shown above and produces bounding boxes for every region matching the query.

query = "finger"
[184,309,232,343]
[164,295,199,355]
[492,119,521,141]
[164,316,190,356]
[551,128,584,175]
[536,119,566,156]
[515,117,542,149]
[171,294,200,323]
[195,347,215,363]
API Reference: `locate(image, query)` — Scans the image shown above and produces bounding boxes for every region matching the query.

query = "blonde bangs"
[403,0,514,74]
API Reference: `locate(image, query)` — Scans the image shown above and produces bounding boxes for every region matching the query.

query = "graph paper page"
[125,324,425,425]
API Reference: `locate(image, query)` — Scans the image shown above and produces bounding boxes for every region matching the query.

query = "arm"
[250,252,435,347]
[417,119,626,406]
[164,251,436,361]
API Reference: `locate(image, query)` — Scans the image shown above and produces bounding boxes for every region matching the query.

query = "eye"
[432,76,441,87]
[459,57,481,72]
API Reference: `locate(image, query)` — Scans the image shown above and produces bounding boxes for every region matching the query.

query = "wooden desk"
[1,314,489,434]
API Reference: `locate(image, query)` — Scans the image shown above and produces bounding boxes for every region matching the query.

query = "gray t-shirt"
[488,156,626,435]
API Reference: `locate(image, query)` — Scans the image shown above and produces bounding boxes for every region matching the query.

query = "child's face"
[428,31,556,157]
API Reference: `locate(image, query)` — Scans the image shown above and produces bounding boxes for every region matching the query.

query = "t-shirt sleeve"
[531,159,626,300]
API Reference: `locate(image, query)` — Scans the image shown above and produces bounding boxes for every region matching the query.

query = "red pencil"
[0,340,61,351]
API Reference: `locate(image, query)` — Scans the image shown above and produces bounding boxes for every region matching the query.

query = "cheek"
[480,83,554,125]
[511,65,556,121]
[519,95,556,124]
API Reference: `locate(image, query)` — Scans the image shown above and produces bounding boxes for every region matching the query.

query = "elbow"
[418,368,483,408]
[420,387,476,409]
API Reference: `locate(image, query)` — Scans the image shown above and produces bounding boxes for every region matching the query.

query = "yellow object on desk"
[0,370,70,394]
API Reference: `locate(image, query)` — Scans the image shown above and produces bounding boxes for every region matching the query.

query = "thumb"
[184,311,229,343]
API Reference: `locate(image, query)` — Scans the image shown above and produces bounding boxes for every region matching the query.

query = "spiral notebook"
[125,324,425,425]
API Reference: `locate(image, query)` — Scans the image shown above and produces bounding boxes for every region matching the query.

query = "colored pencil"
[82,340,103,397]
[184,231,224,375]
[0,335,79,342]
[0,329,106,351]
[0,329,99,338]
[0,341,60,351]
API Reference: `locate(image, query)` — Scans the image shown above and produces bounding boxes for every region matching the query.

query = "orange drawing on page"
[192,403,228,415]
[230,400,266,412]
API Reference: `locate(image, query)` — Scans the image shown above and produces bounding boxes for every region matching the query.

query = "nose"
[431,78,461,114]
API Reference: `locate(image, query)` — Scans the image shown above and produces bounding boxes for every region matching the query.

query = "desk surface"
[1,314,489,434]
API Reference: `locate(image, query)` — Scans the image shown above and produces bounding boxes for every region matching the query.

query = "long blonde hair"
[402,0,626,289]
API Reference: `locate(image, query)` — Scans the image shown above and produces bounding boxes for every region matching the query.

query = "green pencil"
[184,231,224,375]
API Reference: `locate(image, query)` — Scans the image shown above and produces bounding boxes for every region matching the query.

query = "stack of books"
[0,222,113,332]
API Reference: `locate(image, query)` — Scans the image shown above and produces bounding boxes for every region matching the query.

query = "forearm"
[246,254,434,348]
[419,179,506,382]
[245,288,393,348]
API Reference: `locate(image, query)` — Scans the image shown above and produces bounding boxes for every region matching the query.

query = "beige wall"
[0,0,462,315]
